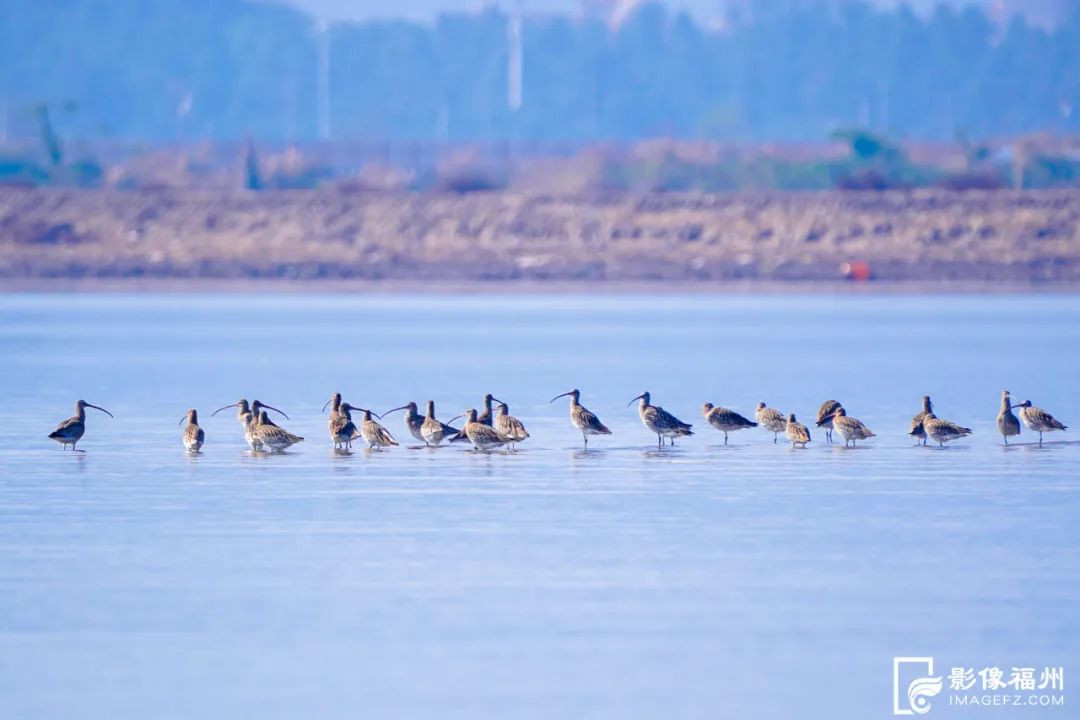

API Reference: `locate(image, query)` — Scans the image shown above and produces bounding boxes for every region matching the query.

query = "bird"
[383,402,426,445]
[629,392,692,448]
[420,401,459,447]
[179,408,205,452]
[48,399,113,450]
[1014,400,1068,446]
[997,390,1022,445]
[251,410,304,452]
[815,400,842,443]
[329,402,363,450]
[701,403,757,444]
[755,402,787,443]
[831,407,875,447]
[550,389,611,448]
[323,392,343,437]
[494,402,530,449]
[785,413,811,448]
[212,399,288,428]
[476,393,503,427]
[449,408,515,451]
[908,395,934,446]
[358,408,398,449]
[922,413,972,447]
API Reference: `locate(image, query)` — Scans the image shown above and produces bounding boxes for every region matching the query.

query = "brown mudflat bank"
[2,188,1079,285]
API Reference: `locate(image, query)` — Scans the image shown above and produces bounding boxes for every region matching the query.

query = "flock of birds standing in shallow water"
[47,390,1069,453]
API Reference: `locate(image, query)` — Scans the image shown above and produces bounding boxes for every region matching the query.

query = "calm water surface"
[1,293,1078,718]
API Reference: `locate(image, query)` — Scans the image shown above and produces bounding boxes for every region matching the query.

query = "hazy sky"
[273,0,1068,25]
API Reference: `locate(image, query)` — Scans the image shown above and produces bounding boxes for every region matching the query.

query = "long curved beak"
[260,403,289,420]
[322,399,333,413]
[549,392,572,404]
[212,402,239,416]
[383,405,409,416]
[627,394,644,407]
[86,403,114,418]
[448,413,464,424]
[358,408,382,420]
[178,415,187,426]
[491,397,505,406]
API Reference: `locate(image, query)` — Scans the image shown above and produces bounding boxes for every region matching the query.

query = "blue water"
[0,292,1077,718]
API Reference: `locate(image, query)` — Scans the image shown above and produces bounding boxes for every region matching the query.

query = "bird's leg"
[1003,435,1008,445]
[583,432,588,448]
[773,432,778,444]
[657,434,662,450]
[724,431,728,445]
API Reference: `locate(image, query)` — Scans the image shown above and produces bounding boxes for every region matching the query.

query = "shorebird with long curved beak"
[785,413,811,448]
[815,400,842,443]
[330,403,363,450]
[629,392,692,448]
[212,399,288,428]
[179,409,205,452]
[1014,400,1068,446]
[755,402,787,443]
[357,408,398,449]
[494,402,530,449]
[908,395,934,446]
[49,399,113,450]
[701,403,757,445]
[382,402,425,445]
[252,410,304,452]
[449,408,515,451]
[922,413,972,447]
[831,407,875,447]
[997,390,1021,445]
[476,393,503,427]
[550,389,611,448]
[419,401,459,447]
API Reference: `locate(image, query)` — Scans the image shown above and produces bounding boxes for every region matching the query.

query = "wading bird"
[831,407,875,447]
[494,402,529,449]
[922,413,972,447]
[252,410,304,452]
[908,395,935,445]
[179,409,205,452]
[420,401,459,447]
[49,399,113,450]
[629,392,692,448]
[358,408,398,449]
[550,389,611,448]
[383,402,425,445]
[701,403,757,445]
[475,394,504,426]
[213,399,288,428]
[785,413,811,448]
[1014,400,1068,446]
[816,400,842,443]
[449,409,515,451]
[755,402,787,443]
[997,390,1022,445]
[329,403,365,450]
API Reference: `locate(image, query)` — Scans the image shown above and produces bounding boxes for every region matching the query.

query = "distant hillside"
[0,0,1078,144]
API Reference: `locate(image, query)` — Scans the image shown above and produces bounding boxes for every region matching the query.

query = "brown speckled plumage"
[922,413,972,446]
[180,408,205,452]
[550,389,611,448]
[1015,400,1067,446]
[908,395,934,445]
[701,403,757,444]
[630,392,692,449]
[785,413,811,447]
[831,407,875,447]
[755,402,787,443]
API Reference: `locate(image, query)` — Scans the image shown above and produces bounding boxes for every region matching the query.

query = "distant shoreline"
[3,188,1079,287]
[3,278,1078,295]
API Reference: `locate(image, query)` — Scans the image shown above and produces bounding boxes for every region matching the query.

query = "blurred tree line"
[0,0,1078,144]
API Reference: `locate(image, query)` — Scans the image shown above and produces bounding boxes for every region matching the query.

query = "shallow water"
[0,292,1077,718]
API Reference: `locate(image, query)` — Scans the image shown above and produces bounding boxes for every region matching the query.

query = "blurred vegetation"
[0,0,1077,143]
